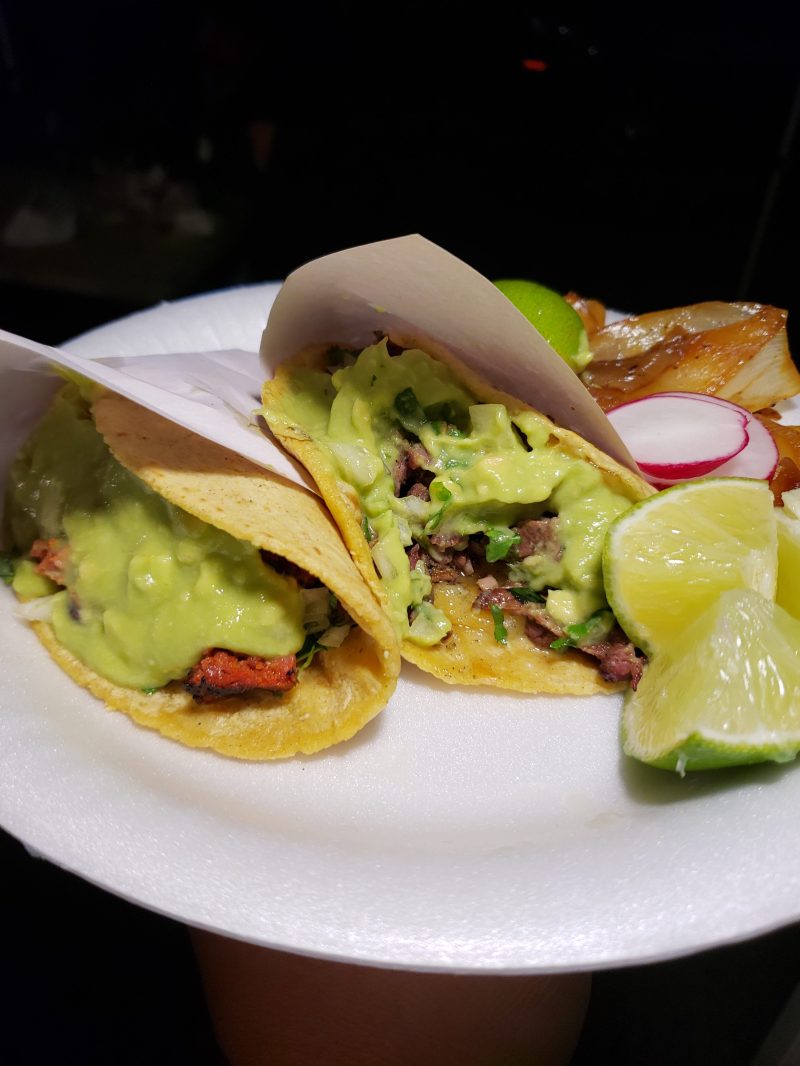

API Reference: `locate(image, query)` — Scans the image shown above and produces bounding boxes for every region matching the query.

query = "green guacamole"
[5,386,306,689]
[267,339,634,646]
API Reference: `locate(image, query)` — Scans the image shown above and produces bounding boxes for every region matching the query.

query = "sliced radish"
[654,416,779,485]
[606,393,749,480]
[629,392,780,486]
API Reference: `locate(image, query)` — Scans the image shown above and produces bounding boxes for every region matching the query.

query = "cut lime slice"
[783,488,800,518]
[776,509,800,620]
[493,278,591,372]
[622,589,800,771]
[603,478,777,656]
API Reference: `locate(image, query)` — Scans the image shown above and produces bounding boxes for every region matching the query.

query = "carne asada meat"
[408,540,473,584]
[474,587,564,638]
[473,586,644,686]
[429,532,467,551]
[407,481,431,501]
[512,518,562,561]
[427,558,464,583]
[472,587,531,614]
[260,550,318,588]
[407,543,425,571]
[185,649,298,702]
[452,552,474,575]
[524,618,561,649]
[393,442,432,495]
[582,631,645,689]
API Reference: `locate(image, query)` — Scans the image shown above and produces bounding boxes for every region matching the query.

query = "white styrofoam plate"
[1,283,799,974]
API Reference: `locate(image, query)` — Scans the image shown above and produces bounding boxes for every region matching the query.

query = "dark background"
[2,4,800,1063]
[1,4,799,343]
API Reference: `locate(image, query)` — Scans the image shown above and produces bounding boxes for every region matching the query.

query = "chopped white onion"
[395,516,413,546]
[401,495,428,520]
[14,594,58,622]
[302,586,331,632]
[318,625,350,648]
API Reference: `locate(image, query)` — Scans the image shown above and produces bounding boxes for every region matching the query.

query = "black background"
[2,4,799,342]
[2,4,800,1063]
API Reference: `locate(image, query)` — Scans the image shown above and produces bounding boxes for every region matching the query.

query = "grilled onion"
[757,409,800,501]
[581,301,800,413]
[564,291,606,339]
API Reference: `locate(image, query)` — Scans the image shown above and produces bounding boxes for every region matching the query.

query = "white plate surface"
[1,284,800,975]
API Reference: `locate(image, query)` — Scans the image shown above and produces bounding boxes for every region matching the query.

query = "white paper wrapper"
[260,234,638,469]
[0,328,317,492]
[0,236,638,500]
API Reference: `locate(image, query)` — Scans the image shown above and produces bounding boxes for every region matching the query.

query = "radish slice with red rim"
[605,393,749,480]
[645,392,780,484]
[654,417,779,486]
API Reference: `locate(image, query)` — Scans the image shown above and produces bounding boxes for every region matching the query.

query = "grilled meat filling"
[184,649,298,703]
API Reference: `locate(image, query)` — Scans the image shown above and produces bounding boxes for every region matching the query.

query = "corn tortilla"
[263,336,654,694]
[22,391,400,760]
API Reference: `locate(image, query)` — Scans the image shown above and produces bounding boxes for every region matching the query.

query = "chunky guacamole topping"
[271,339,634,648]
[5,386,306,689]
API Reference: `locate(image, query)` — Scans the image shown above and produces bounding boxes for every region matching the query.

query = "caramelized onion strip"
[581,302,800,413]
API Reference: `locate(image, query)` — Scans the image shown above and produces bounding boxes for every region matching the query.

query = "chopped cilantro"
[510,586,545,604]
[424,400,454,422]
[424,483,453,532]
[297,634,324,671]
[424,400,468,431]
[425,506,448,533]
[490,604,508,644]
[485,527,521,563]
[429,483,452,504]
[394,387,427,435]
[550,634,574,651]
[550,610,612,651]
[0,553,16,585]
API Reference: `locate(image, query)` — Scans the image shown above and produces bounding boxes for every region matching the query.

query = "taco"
[3,382,399,759]
[262,336,654,695]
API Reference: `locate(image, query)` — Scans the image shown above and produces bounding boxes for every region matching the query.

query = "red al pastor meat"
[185,649,298,703]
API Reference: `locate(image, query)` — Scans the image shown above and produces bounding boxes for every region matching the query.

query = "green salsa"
[268,339,634,646]
[5,386,306,689]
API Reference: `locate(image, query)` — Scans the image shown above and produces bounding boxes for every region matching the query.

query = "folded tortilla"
[7,388,399,759]
[263,336,653,695]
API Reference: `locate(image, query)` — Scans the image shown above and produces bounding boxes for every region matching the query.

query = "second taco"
[262,334,654,695]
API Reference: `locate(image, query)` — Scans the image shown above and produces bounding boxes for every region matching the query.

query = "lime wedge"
[776,509,800,619]
[622,589,800,771]
[603,478,777,656]
[493,278,591,372]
